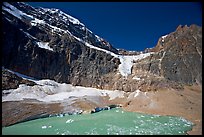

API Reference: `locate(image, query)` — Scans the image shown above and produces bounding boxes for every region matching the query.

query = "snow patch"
[49,8,59,14]
[58,10,84,26]
[161,34,168,39]
[133,76,141,80]
[2,2,34,20]
[30,17,70,36]
[30,18,45,26]
[134,89,141,97]
[161,34,168,42]
[95,35,103,42]
[36,42,53,51]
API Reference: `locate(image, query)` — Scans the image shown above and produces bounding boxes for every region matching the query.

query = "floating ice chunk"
[66,119,74,123]
[42,126,47,129]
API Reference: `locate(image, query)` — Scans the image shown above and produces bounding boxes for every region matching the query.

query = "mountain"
[2,2,202,92]
[1,2,202,131]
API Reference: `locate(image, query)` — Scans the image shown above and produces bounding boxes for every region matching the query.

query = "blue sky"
[27,2,202,51]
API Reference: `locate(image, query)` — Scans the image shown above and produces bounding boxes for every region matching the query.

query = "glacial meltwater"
[2,108,193,135]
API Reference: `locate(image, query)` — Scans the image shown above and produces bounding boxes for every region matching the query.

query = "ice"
[118,53,153,77]
[2,71,125,102]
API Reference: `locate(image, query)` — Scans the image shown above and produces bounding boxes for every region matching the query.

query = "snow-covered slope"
[2,2,118,53]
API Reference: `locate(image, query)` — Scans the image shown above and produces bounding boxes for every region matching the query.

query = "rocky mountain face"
[134,24,202,85]
[2,2,119,87]
[2,2,202,92]
[2,68,36,91]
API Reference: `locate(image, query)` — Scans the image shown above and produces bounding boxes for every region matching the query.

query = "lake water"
[2,108,193,135]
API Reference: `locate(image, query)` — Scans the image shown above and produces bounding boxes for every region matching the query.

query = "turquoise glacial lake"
[2,108,193,135]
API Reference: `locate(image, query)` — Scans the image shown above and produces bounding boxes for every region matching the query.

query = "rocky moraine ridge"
[2,2,202,129]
